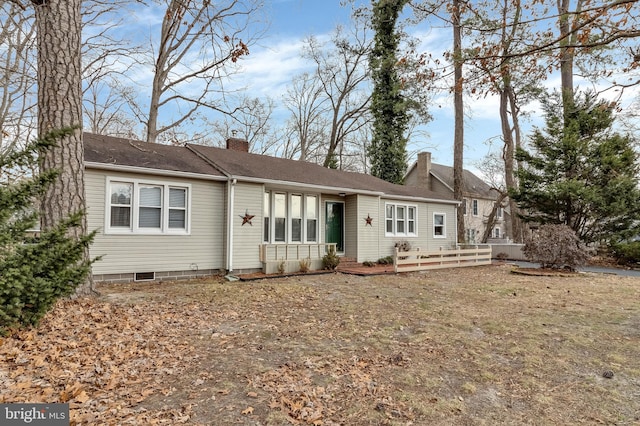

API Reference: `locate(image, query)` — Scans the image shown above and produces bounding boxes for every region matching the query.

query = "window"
[466,228,476,243]
[169,188,187,228]
[263,191,319,243]
[472,199,479,216]
[263,191,270,242]
[397,206,405,234]
[306,195,317,242]
[139,185,162,228]
[494,227,501,238]
[274,193,286,242]
[408,206,416,234]
[110,182,132,227]
[385,204,394,234]
[496,205,503,219]
[385,203,417,236]
[433,213,445,238]
[106,179,189,234]
[291,194,302,242]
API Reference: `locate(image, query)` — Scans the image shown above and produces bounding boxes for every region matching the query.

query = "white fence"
[394,246,492,273]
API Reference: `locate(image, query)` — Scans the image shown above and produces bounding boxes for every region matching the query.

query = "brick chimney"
[417,152,432,190]
[226,137,249,152]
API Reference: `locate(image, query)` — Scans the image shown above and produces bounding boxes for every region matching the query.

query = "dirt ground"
[2,264,640,425]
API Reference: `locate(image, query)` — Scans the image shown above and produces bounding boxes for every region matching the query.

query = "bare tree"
[282,72,328,162]
[211,95,277,153]
[141,0,264,143]
[0,2,36,157]
[452,0,465,244]
[84,82,139,137]
[80,0,144,137]
[302,22,373,169]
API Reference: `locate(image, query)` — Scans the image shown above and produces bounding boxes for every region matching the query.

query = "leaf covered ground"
[1,264,640,425]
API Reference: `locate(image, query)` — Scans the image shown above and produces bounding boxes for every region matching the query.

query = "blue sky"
[246,0,513,173]
[119,0,638,176]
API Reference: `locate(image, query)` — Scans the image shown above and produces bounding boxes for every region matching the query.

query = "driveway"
[507,260,640,277]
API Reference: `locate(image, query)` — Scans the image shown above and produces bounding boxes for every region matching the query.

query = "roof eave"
[84,161,227,181]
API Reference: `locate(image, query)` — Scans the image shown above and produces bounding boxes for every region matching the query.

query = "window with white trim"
[472,199,479,216]
[433,212,446,238]
[263,191,270,242]
[274,193,286,242]
[385,203,417,236]
[263,191,319,243]
[494,227,501,238]
[291,194,302,242]
[107,179,190,234]
[496,205,503,219]
[465,228,476,243]
[306,195,317,242]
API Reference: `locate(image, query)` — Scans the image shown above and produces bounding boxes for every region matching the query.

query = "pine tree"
[511,91,640,244]
[0,129,96,335]
[368,0,410,184]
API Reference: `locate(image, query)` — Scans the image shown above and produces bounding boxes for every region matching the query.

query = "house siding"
[377,199,457,258]
[356,195,380,263]
[427,203,457,249]
[344,194,358,259]
[463,197,507,242]
[86,169,225,279]
[230,181,264,272]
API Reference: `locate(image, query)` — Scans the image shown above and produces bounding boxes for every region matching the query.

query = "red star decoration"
[240,211,255,226]
[365,214,373,226]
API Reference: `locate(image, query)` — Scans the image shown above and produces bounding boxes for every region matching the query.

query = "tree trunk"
[33,0,94,295]
[557,0,582,112]
[452,0,465,244]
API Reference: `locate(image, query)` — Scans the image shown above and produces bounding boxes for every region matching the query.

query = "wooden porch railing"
[394,245,492,273]
[259,243,337,262]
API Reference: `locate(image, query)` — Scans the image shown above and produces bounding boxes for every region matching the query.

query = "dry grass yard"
[2,264,640,425]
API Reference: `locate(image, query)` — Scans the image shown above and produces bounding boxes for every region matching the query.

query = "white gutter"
[224,175,460,205]
[84,161,227,182]
[232,175,386,197]
[226,178,237,272]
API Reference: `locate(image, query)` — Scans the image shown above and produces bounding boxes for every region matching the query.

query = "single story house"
[84,134,459,283]
[405,152,509,243]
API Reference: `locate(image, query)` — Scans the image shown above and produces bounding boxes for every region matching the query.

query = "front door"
[325,201,344,253]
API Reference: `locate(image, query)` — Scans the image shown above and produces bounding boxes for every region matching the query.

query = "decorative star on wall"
[240,210,255,226]
[365,214,373,226]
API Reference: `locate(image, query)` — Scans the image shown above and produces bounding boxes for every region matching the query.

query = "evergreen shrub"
[0,130,96,335]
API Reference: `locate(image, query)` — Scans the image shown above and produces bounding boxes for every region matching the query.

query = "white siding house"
[84,134,459,282]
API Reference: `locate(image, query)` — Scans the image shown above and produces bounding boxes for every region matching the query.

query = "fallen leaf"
[241,406,254,415]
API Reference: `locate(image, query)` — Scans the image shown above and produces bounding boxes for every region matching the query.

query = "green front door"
[325,201,344,252]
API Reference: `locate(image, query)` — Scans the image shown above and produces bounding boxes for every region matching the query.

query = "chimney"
[417,152,432,190]
[226,137,249,152]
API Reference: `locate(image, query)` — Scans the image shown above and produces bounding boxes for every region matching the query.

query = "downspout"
[227,178,237,273]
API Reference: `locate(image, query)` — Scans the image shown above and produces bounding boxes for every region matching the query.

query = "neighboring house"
[405,152,508,244]
[84,134,459,283]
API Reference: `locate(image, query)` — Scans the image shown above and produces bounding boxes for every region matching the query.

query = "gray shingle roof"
[429,163,497,199]
[187,144,454,201]
[83,133,454,202]
[84,133,223,177]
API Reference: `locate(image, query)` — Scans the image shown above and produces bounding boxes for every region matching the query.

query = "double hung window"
[107,179,190,234]
[385,203,417,236]
[263,191,318,243]
[433,213,446,238]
